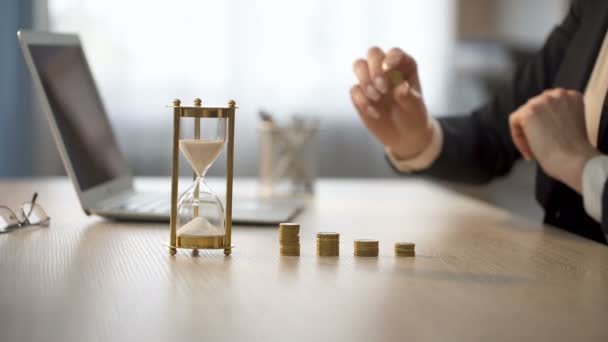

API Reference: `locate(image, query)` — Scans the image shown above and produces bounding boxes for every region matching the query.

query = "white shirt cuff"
[385,118,443,173]
[582,155,608,223]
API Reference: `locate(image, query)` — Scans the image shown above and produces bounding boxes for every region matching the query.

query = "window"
[49,0,455,175]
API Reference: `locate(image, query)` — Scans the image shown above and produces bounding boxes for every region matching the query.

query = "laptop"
[17,30,302,224]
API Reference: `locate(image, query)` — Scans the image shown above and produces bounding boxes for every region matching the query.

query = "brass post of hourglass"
[169,99,181,255]
[192,98,202,257]
[224,100,236,255]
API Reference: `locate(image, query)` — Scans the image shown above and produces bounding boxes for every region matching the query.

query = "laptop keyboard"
[107,192,170,214]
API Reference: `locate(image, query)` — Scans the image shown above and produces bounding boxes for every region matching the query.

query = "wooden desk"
[1,178,607,341]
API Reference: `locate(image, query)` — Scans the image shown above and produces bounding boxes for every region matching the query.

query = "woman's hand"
[350,47,433,160]
[509,88,600,193]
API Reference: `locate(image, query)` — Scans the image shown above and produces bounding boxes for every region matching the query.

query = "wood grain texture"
[0,177,607,342]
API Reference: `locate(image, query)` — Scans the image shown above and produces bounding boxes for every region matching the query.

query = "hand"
[509,88,600,193]
[350,47,433,159]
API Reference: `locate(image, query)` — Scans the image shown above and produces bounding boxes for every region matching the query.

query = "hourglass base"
[177,235,225,249]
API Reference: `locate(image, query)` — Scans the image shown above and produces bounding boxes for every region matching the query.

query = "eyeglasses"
[0,193,50,234]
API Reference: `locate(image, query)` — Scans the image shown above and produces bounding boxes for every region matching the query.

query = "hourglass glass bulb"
[179,140,224,177]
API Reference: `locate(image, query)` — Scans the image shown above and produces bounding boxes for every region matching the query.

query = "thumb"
[393,80,424,116]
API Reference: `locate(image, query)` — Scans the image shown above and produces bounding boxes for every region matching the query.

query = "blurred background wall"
[0,0,34,176]
[0,0,570,219]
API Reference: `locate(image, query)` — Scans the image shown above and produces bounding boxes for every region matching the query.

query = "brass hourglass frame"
[169,98,236,256]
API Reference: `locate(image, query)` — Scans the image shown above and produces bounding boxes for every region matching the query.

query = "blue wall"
[0,0,34,177]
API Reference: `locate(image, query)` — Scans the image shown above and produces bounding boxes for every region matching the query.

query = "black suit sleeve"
[413,1,584,184]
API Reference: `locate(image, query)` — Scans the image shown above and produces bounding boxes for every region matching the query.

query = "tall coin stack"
[316,232,340,256]
[354,239,379,257]
[279,223,300,256]
[394,242,415,257]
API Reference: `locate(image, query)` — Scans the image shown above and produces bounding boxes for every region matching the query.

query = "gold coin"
[354,239,379,245]
[387,69,403,87]
[317,232,339,238]
[280,245,301,250]
[280,233,299,237]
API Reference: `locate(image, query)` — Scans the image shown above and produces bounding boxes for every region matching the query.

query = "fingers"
[353,59,381,102]
[351,47,421,121]
[509,111,534,161]
[367,47,389,95]
[544,88,584,113]
[350,85,381,119]
[383,47,418,79]
[508,88,586,162]
[353,47,420,103]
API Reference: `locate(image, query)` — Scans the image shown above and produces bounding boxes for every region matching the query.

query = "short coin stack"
[394,242,415,257]
[354,239,379,257]
[316,232,340,256]
[279,223,300,256]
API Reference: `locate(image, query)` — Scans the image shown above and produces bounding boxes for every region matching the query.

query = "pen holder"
[258,117,319,198]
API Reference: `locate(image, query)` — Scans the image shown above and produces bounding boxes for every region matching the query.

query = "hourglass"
[168,98,236,256]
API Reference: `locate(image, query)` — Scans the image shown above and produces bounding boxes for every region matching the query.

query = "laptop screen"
[28,44,129,191]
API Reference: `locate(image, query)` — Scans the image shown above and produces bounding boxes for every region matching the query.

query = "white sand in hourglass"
[177,139,225,239]
[178,216,224,238]
[179,139,225,177]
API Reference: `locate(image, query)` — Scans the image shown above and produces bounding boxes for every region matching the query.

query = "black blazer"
[418,0,608,244]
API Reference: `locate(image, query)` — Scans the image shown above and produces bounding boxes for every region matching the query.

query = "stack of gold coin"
[316,232,340,256]
[279,222,300,256]
[394,242,415,257]
[354,239,379,257]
